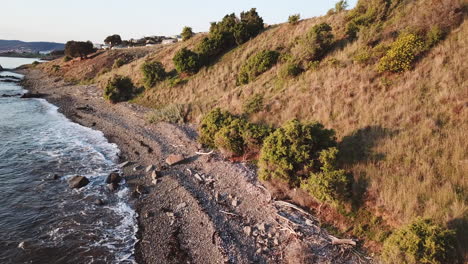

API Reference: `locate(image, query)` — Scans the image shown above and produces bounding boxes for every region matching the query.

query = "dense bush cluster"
[258,119,337,185]
[173,48,201,74]
[65,41,95,59]
[237,50,280,85]
[279,60,303,78]
[104,34,122,47]
[377,33,424,73]
[303,23,335,61]
[103,75,134,103]
[199,108,272,157]
[172,8,265,76]
[141,60,167,87]
[382,218,456,264]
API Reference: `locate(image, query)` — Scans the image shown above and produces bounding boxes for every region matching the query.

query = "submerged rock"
[68,176,90,189]
[20,92,47,98]
[105,172,122,184]
[94,199,105,206]
[107,182,119,192]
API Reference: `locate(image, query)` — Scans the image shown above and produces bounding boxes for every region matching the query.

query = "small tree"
[181,26,194,41]
[335,0,348,12]
[141,60,166,88]
[104,34,122,47]
[173,48,201,74]
[304,23,334,61]
[64,41,95,59]
[288,14,301,25]
[240,8,264,38]
[237,50,280,85]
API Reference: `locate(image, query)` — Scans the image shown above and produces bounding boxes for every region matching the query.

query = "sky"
[1,0,357,44]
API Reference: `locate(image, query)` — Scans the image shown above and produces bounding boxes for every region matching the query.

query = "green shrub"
[146,104,187,124]
[51,65,60,72]
[237,50,280,85]
[288,14,300,25]
[243,94,264,114]
[63,56,72,62]
[214,118,247,157]
[103,75,134,103]
[199,108,273,156]
[258,119,337,185]
[425,26,445,49]
[199,108,237,148]
[181,26,194,41]
[112,58,126,69]
[377,33,424,73]
[382,218,456,264]
[173,48,201,74]
[141,60,166,88]
[242,122,273,151]
[300,147,353,202]
[301,23,334,61]
[353,49,372,65]
[279,61,302,78]
[196,33,229,59]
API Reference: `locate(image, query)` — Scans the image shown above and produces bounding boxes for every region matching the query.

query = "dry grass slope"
[39,0,467,259]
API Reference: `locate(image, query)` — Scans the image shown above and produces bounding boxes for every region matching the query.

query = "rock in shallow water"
[105,172,122,184]
[68,176,90,189]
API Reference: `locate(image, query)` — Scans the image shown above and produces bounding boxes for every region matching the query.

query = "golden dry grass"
[41,0,467,255]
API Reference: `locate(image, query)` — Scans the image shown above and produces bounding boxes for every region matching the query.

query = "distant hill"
[0,39,64,53]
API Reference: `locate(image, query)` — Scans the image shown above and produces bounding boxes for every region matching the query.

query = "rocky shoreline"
[18,68,371,264]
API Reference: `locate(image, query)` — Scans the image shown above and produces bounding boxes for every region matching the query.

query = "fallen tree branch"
[220,210,238,216]
[195,150,214,155]
[329,235,357,246]
[274,200,314,218]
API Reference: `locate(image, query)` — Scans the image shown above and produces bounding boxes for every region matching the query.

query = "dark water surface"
[0,57,137,263]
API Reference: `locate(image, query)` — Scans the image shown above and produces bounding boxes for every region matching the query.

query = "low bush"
[237,50,280,85]
[243,94,264,114]
[377,33,424,73]
[141,60,166,88]
[335,0,348,12]
[63,56,72,62]
[173,48,201,74]
[304,23,334,61]
[353,49,372,65]
[425,26,445,49]
[382,218,456,264]
[103,75,134,103]
[279,61,302,78]
[112,58,126,69]
[51,65,60,72]
[214,118,247,157]
[196,33,229,59]
[300,147,353,202]
[146,104,187,124]
[199,108,237,148]
[199,108,273,157]
[258,119,337,185]
[288,14,300,25]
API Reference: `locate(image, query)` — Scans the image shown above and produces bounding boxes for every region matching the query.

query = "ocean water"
[0,57,138,263]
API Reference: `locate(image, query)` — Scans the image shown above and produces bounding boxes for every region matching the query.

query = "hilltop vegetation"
[39,0,467,262]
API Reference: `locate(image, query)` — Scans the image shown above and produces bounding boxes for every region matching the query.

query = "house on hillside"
[162,38,177,45]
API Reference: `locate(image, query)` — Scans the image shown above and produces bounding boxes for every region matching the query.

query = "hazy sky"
[1,0,357,43]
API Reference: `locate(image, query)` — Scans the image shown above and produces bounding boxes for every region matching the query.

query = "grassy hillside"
[39,0,467,261]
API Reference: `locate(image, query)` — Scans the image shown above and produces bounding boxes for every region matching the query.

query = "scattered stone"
[145,165,154,173]
[105,172,122,184]
[133,165,143,171]
[194,173,204,182]
[18,241,25,250]
[243,226,252,236]
[257,223,266,232]
[144,211,154,218]
[68,176,90,189]
[20,92,46,98]
[252,230,259,237]
[94,199,104,206]
[176,202,187,211]
[107,182,119,191]
[165,212,175,218]
[118,161,130,168]
[135,185,146,195]
[48,174,59,180]
[231,198,239,207]
[305,219,314,226]
[165,154,185,166]
[273,238,279,246]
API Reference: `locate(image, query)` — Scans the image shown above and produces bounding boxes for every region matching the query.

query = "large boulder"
[68,176,90,189]
[105,172,122,184]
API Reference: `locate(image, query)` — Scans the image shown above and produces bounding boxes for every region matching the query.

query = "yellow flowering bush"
[378,33,424,73]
